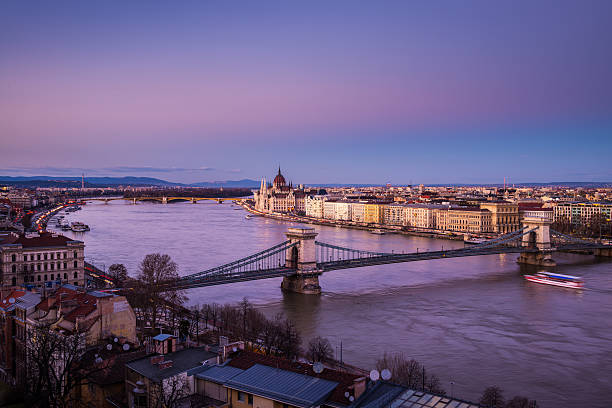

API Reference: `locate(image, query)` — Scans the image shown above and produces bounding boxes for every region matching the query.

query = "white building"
[305,195,327,218]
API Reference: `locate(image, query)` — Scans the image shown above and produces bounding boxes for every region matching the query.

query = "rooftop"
[125,347,217,383]
[225,364,338,408]
[0,232,82,249]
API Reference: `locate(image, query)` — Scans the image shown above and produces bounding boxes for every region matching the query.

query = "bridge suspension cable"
[182,240,298,281]
[315,241,391,263]
[550,229,599,247]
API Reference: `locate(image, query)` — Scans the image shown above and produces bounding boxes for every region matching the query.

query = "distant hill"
[0,175,260,188]
[191,179,260,188]
[0,176,181,187]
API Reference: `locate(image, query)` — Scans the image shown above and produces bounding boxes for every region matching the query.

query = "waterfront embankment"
[237,200,464,241]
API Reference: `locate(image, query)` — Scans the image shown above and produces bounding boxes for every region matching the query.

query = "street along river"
[53,201,612,407]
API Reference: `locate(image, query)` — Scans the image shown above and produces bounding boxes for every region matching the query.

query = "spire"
[278,165,282,176]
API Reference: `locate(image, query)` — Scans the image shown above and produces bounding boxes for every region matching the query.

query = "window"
[63,262,67,269]
[50,253,54,260]
[44,263,48,271]
[44,254,48,260]
[64,273,67,280]
[51,274,54,280]
[37,254,40,261]
[248,394,253,405]
[30,254,34,261]
[12,277,16,286]
[238,392,245,402]
[73,251,77,259]
[12,265,16,273]
[74,271,78,279]
[23,255,27,262]
[51,263,54,270]
[37,275,41,282]
[11,254,16,262]
[37,264,41,271]
[44,275,47,281]
[63,252,67,259]
[30,264,34,272]
[74,261,78,268]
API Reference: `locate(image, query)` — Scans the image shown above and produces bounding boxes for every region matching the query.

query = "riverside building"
[0,232,85,289]
[554,202,612,226]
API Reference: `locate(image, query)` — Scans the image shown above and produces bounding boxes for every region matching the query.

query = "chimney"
[150,355,164,365]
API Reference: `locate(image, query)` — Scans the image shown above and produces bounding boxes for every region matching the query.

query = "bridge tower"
[517,212,556,266]
[281,227,321,294]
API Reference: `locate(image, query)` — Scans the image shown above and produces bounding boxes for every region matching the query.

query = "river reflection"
[54,201,612,407]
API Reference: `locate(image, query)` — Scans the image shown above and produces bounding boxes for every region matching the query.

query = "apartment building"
[350,202,366,223]
[323,201,352,221]
[554,202,612,225]
[447,208,493,234]
[479,202,520,234]
[364,203,385,224]
[0,232,85,288]
[304,195,327,218]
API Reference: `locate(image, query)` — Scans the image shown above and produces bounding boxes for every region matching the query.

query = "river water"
[52,201,612,407]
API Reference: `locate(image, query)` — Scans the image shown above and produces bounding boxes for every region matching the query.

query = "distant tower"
[81,173,85,190]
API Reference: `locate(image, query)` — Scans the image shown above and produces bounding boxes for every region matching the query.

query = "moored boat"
[524,272,583,289]
[71,222,90,232]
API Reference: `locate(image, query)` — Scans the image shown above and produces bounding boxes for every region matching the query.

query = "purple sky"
[1,1,611,184]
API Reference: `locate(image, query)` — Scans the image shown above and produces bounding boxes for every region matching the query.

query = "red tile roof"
[36,286,98,322]
[5,232,78,248]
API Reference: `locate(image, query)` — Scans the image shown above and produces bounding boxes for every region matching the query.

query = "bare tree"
[376,352,445,395]
[480,386,505,408]
[307,336,333,362]
[134,253,185,330]
[107,263,128,286]
[151,375,190,408]
[23,322,93,408]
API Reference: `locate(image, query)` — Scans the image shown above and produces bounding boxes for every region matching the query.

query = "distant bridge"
[84,196,242,204]
[164,214,612,294]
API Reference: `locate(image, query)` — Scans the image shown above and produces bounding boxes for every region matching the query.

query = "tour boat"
[524,272,584,289]
[370,229,386,235]
[464,236,487,245]
[245,215,252,219]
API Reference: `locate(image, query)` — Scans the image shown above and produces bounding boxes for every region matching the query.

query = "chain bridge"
[170,214,612,294]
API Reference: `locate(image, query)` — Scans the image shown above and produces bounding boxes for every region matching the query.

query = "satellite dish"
[381,369,392,381]
[106,344,112,351]
[349,396,355,402]
[114,337,118,343]
[369,370,380,381]
[123,344,130,351]
[8,298,15,304]
[344,392,350,398]
[313,362,324,374]
[232,347,237,352]
[95,357,103,364]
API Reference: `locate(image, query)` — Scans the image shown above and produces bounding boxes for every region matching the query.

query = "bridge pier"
[517,215,556,266]
[162,196,168,204]
[281,227,321,295]
[191,197,197,204]
[595,247,612,257]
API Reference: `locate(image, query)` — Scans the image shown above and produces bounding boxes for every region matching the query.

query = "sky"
[1,0,611,184]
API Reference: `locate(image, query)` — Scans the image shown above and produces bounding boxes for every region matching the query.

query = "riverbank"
[237,200,465,241]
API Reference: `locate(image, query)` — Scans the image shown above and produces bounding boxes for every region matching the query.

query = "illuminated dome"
[273,167,286,188]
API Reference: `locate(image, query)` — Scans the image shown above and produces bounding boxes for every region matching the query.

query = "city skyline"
[2,1,612,183]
